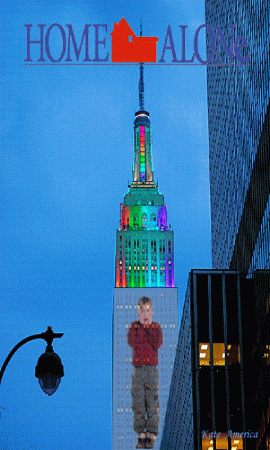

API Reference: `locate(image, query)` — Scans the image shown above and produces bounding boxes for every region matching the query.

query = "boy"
[127,296,163,449]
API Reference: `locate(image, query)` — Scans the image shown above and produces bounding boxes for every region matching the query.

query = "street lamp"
[0,326,64,396]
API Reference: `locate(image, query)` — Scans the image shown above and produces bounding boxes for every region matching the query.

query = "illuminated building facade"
[112,65,178,450]
[115,68,174,289]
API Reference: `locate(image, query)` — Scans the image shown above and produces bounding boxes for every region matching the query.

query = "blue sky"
[0,0,211,448]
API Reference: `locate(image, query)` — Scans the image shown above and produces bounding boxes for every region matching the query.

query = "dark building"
[249,270,270,450]
[161,270,270,450]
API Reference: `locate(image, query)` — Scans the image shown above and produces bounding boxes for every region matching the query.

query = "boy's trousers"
[131,365,159,435]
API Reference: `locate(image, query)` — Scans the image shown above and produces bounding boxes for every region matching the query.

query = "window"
[199,343,240,366]
[142,213,147,229]
[133,214,139,229]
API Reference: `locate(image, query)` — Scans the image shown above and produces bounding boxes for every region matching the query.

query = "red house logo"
[110,18,158,63]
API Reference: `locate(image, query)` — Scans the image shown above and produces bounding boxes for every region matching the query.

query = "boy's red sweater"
[127,321,163,366]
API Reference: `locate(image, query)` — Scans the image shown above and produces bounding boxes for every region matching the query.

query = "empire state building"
[112,65,178,450]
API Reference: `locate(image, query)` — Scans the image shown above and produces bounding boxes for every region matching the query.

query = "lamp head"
[35,344,64,396]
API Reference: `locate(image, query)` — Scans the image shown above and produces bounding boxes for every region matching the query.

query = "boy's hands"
[137,303,154,325]
[138,316,153,326]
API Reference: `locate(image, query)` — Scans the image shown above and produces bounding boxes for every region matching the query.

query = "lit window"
[199,343,228,366]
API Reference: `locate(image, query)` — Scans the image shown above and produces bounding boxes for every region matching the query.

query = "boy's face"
[137,302,154,325]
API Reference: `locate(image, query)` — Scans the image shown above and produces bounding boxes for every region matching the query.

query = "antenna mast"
[139,20,144,111]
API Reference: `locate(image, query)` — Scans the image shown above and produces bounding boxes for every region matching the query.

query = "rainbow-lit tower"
[112,64,178,450]
[115,64,174,289]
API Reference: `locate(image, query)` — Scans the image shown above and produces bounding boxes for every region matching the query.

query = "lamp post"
[0,326,64,396]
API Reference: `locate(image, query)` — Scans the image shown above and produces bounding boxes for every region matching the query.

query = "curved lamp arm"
[0,327,64,385]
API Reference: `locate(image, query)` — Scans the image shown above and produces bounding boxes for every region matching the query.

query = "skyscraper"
[205,0,270,273]
[112,65,178,450]
[204,4,270,449]
[161,4,270,449]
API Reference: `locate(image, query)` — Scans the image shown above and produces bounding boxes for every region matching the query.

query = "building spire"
[139,64,144,111]
[139,21,144,111]
[131,21,155,186]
